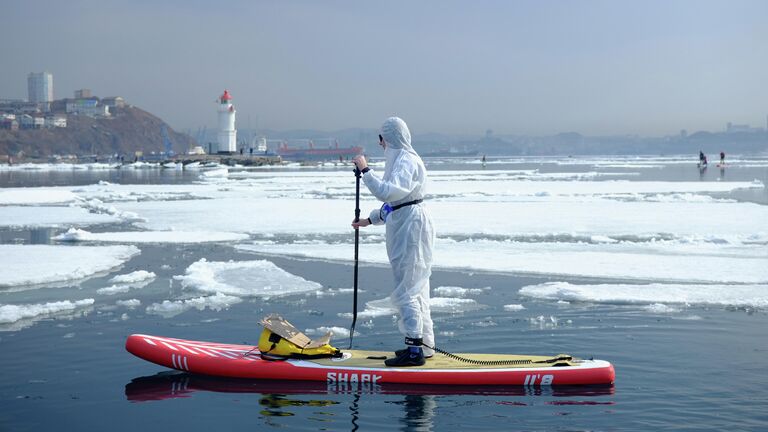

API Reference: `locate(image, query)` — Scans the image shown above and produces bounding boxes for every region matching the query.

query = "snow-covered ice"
[519,281,768,309]
[55,228,248,244]
[174,259,323,297]
[116,299,141,308]
[0,245,140,288]
[145,292,242,318]
[109,270,156,284]
[97,271,157,295]
[238,239,768,284]
[0,299,95,330]
[0,188,78,205]
[0,206,119,228]
[304,326,351,340]
[433,286,487,297]
[3,155,768,330]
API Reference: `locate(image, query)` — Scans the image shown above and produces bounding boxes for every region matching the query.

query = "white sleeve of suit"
[362,159,418,203]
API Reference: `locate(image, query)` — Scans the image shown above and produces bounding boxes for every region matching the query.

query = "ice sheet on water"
[431,297,481,313]
[528,315,563,329]
[0,245,140,288]
[0,206,119,228]
[76,198,145,222]
[644,303,681,313]
[97,279,153,295]
[54,228,248,244]
[519,281,768,309]
[174,258,323,297]
[116,299,141,308]
[238,238,768,284]
[109,271,156,284]
[0,299,94,330]
[503,304,526,311]
[145,292,242,318]
[304,326,351,340]
[433,286,487,297]
[339,295,481,319]
[98,271,156,295]
[0,188,78,205]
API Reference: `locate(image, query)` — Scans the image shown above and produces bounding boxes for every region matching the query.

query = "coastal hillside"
[0,106,196,159]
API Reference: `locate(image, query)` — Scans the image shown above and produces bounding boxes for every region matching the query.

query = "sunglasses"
[378,134,384,144]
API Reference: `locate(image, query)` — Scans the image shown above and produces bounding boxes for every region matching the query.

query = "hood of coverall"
[381,117,418,180]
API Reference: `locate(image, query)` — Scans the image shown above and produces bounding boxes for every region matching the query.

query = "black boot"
[385,337,426,367]
[385,346,425,367]
[395,348,433,359]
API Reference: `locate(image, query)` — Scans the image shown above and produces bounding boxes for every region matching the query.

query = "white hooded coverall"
[363,117,436,356]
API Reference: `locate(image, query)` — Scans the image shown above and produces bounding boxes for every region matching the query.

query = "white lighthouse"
[217,90,237,154]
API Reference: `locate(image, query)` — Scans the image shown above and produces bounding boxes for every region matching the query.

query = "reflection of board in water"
[125,371,616,402]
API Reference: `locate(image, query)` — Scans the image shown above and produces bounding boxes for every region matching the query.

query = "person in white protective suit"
[351,117,436,367]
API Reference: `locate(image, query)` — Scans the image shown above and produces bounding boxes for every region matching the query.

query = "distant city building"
[19,114,45,129]
[45,114,67,128]
[726,121,762,133]
[66,99,110,117]
[217,90,237,154]
[27,72,53,111]
[1,118,19,130]
[74,89,92,98]
[102,96,125,109]
[1,113,20,130]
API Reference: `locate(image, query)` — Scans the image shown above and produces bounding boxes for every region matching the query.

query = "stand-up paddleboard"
[126,334,615,386]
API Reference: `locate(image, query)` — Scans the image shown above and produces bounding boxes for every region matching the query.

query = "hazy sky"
[2,0,767,136]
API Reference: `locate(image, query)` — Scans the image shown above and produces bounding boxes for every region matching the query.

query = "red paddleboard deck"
[126,334,615,386]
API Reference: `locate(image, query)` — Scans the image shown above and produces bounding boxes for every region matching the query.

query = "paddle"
[349,167,362,349]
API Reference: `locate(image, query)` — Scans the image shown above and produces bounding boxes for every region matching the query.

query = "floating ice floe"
[339,296,481,319]
[643,303,681,313]
[503,304,526,311]
[97,271,157,295]
[0,188,79,205]
[116,299,141,308]
[519,281,768,309]
[200,168,229,178]
[0,206,119,228]
[75,198,145,222]
[145,292,242,318]
[0,299,95,330]
[529,315,563,329]
[239,238,768,284]
[304,326,351,340]
[54,228,248,244]
[109,270,156,284]
[433,286,487,297]
[0,245,140,288]
[174,258,323,297]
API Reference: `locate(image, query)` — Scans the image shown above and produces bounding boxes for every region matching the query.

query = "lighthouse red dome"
[220,90,233,101]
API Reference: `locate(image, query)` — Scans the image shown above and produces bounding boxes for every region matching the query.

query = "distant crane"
[194,126,207,146]
[161,125,175,157]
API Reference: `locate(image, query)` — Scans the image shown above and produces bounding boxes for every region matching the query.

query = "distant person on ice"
[699,150,707,166]
[351,117,436,367]
[720,151,725,165]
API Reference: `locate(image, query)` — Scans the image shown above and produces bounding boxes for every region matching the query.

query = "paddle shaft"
[349,168,362,349]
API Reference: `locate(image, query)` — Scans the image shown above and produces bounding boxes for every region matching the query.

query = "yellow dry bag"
[258,314,341,360]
